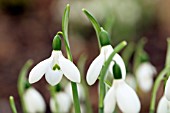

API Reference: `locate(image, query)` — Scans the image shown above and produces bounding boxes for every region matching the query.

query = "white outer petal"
[116,80,141,113]
[157,95,170,113]
[136,62,156,92]
[137,73,153,92]
[113,54,126,79]
[86,53,105,85]
[59,55,81,83]
[102,45,126,79]
[165,77,170,101]
[29,58,51,84]
[45,68,63,86]
[65,83,85,101]
[50,92,71,113]
[23,87,46,113]
[104,86,116,113]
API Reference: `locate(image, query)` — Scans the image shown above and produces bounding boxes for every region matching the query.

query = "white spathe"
[136,62,157,92]
[165,76,170,101]
[29,50,81,86]
[104,79,141,113]
[50,92,72,113]
[65,83,85,101]
[23,87,46,113]
[86,45,126,85]
[157,95,170,113]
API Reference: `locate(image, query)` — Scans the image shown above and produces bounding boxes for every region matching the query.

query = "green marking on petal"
[53,64,61,70]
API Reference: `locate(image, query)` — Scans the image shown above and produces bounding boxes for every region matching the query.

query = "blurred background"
[0,0,170,112]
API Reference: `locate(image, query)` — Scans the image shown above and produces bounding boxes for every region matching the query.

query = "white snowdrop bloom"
[65,83,85,101]
[50,92,72,113]
[165,76,170,101]
[28,50,81,86]
[157,95,170,113]
[86,45,126,85]
[136,62,157,92]
[104,79,141,113]
[125,73,137,90]
[23,87,46,113]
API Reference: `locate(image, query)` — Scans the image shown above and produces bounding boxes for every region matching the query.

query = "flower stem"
[149,68,169,113]
[17,60,33,113]
[49,86,59,112]
[9,96,18,113]
[77,54,93,113]
[150,38,170,113]
[99,41,127,113]
[62,4,81,113]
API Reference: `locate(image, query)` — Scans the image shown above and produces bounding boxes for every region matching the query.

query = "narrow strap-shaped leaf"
[82,9,101,48]
[62,4,70,47]
[17,59,33,113]
[9,96,18,113]
[62,4,81,113]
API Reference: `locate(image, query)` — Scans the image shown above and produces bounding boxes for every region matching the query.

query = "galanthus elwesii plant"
[23,87,46,113]
[104,63,141,113]
[136,62,157,92]
[8,4,170,113]
[134,38,157,93]
[28,35,81,86]
[29,4,82,113]
[82,9,128,113]
[86,28,126,85]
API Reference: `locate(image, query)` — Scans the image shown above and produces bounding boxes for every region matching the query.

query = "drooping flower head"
[136,62,157,92]
[50,92,72,113]
[157,95,170,113]
[29,35,81,86]
[104,62,141,113]
[86,28,126,85]
[23,87,46,113]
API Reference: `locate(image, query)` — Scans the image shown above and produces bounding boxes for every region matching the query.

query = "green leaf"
[9,96,18,113]
[82,8,101,48]
[17,59,33,113]
[62,4,70,47]
[17,59,33,96]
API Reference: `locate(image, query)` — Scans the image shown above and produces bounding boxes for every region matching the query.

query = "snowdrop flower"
[136,62,157,92]
[29,35,81,86]
[104,63,141,113]
[65,83,85,101]
[157,95,170,113]
[86,29,126,85]
[23,87,46,113]
[50,92,72,113]
[165,76,170,101]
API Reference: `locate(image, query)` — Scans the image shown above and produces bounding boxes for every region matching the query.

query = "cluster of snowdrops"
[9,4,170,113]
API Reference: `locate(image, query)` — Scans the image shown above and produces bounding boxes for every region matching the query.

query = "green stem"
[17,60,33,113]
[9,96,18,113]
[149,68,169,113]
[77,54,93,113]
[62,4,81,113]
[49,86,58,112]
[99,41,127,113]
